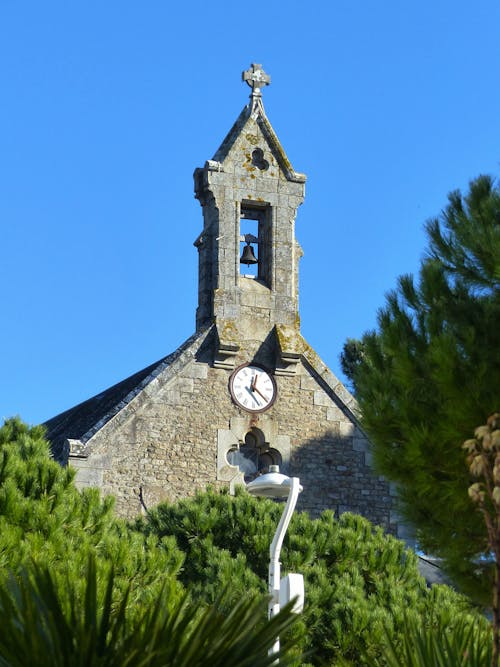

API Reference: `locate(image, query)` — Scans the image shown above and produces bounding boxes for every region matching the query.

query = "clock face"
[229,364,277,413]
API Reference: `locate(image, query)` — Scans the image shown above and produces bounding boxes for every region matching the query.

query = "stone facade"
[66,327,395,529]
[44,64,398,535]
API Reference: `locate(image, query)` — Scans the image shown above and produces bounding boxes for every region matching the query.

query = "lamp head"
[246,465,303,499]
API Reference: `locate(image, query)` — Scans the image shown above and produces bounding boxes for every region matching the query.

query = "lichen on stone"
[218,318,240,344]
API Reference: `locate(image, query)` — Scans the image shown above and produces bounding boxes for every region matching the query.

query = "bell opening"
[240,216,260,278]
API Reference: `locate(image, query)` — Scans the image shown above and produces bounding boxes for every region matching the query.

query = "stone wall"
[70,335,396,533]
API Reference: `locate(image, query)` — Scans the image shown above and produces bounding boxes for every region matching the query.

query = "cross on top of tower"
[242,63,271,98]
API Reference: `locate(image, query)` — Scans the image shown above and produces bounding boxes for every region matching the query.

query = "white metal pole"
[268,477,301,659]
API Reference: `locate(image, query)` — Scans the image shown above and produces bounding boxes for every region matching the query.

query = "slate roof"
[44,330,207,463]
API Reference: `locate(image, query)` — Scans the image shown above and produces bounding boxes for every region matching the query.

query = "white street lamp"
[246,465,304,659]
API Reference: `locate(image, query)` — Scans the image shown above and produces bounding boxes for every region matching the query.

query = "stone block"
[339,422,355,438]
[332,382,354,407]
[313,390,331,407]
[300,376,318,391]
[177,378,194,393]
[71,457,106,488]
[184,362,208,379]
[326,405,345,421]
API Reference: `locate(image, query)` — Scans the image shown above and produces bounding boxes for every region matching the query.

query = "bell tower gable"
[211,102,306,185]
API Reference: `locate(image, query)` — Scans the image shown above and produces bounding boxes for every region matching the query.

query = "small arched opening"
[227,428,282,482]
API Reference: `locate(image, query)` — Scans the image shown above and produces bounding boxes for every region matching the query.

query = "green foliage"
[0,417,184,615]
[0,555,301,667]
[339,337,365,389]
[374,614,491,666]
[139,484,276,596]
[0,418,486,664]
[0,419,304,664]
[139,487,478,666]
[344,174,500,600]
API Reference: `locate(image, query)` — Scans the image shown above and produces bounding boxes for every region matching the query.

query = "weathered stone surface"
[71,351,395,531]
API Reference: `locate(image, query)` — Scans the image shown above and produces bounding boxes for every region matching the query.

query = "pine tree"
[343,174,500,600]
[339,337,365,390]
[139,487,481,666]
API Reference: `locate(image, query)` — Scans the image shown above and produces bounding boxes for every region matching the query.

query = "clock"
[229,363,277,413]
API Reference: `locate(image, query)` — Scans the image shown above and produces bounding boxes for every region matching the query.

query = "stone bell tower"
[193,64,307,369]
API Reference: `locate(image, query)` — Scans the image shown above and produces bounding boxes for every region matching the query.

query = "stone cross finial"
[242,63,271,98]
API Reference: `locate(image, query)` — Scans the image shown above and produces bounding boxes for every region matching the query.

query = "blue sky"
[1,1,499,425]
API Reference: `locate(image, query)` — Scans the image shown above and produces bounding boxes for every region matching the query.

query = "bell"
[240,242,258,265]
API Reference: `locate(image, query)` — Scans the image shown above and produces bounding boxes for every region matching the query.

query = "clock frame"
[229,363,277,413]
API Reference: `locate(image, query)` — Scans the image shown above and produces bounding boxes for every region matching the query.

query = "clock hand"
[246,386,261,405]
[253,386,268,401]
[251,374,257,391]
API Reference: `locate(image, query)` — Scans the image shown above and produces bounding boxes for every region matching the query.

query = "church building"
[45,64,396,532]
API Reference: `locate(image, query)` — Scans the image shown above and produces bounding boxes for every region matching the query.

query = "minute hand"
[253,385,268,401]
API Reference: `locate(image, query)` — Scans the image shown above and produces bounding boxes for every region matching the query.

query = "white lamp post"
[246,465,304,659]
